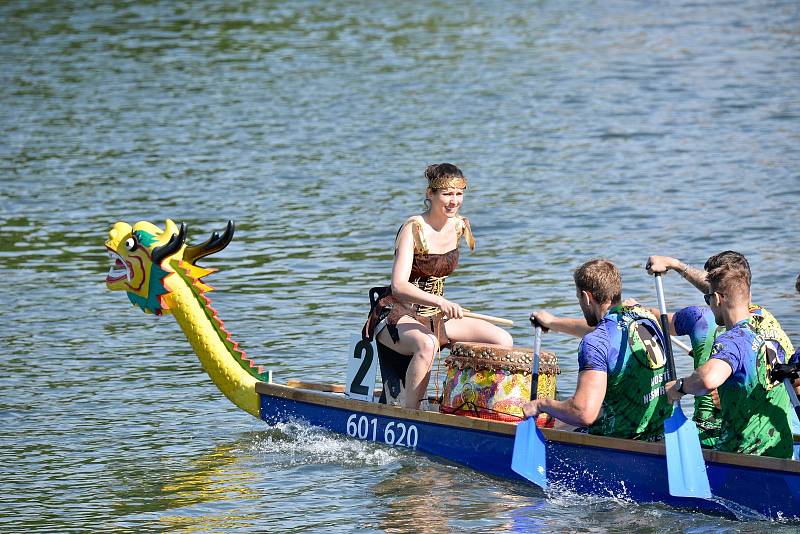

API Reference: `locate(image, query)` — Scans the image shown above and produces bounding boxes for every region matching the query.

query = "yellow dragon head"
[105,219,234,315]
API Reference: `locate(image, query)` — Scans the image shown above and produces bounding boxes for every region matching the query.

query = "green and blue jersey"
[579,305,672,440]
[710,320,793,458]
[674,306,723,447]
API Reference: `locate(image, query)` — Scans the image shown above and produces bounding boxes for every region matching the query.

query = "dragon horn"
[152,222,187,265]
[183,220,235,265]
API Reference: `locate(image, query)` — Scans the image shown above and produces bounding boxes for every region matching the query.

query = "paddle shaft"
[671,336,692,356]
[655,274,677,381]
[530,324,542,401]
[463,311,513,326]
[511,321,548,489]
[655,274,713,498]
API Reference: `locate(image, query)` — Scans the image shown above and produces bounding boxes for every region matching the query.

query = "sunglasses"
[704,291,723,305]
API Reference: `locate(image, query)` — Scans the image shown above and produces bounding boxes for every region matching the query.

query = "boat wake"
[244,419,402,468]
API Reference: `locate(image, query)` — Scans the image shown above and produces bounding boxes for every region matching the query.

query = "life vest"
[588,306,672,441]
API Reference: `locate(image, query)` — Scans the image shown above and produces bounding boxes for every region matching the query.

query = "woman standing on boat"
[364,163,513,409]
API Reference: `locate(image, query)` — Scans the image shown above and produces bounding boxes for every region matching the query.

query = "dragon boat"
[105,219,800,521]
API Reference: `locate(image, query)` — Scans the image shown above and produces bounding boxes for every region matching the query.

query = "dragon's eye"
[124,236,138,251]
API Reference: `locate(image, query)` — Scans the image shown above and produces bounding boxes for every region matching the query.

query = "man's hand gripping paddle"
[769,362,800,426]
[511,320,547,489]
[655,274,712,498]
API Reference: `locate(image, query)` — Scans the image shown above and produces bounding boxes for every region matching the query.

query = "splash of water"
[242,419,401,468]
[706,495,769,522]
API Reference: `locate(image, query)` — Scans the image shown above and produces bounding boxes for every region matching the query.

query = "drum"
[440,342,559,422]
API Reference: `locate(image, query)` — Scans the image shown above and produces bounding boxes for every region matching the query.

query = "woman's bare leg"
[444,316,513,347]
[376,317,438,409]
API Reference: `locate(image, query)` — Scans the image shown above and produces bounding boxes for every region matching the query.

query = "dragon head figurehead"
[105,218,269,415]
[105,219,234,315]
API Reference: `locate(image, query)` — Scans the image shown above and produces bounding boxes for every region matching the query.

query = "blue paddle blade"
[511,418,547,489]
[664,404,712,498]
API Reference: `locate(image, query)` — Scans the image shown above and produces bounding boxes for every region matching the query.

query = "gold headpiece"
[424,163,468,190]
[427,175,467,190]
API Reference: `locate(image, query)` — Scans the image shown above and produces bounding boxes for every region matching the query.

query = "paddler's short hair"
[704,250,751,288]
[573,258,622,305]
[704,250,751,299]
[424,163,467,190]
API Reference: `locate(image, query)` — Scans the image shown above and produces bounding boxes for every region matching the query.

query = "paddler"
[522,259,672,440]
[363,163,513,409]
[645,253,799,451]
[662,252,794,458]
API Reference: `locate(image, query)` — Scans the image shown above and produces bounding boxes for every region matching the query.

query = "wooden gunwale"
[256,381,800,474]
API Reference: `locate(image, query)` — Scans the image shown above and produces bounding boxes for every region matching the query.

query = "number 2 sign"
[345,334,378,402]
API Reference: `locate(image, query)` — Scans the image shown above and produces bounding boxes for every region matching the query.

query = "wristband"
[676,378,686,394]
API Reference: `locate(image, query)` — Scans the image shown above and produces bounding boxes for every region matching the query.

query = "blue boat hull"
[257,382,800,521]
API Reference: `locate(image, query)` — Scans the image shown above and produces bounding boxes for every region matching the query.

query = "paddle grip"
[529,316,549,333]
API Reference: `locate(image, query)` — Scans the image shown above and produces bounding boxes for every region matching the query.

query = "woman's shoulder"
[401,215,425,229]
[454,215,475,251]
[395,215,428,253]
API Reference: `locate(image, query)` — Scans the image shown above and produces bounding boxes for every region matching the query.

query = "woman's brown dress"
[363,215,474,348]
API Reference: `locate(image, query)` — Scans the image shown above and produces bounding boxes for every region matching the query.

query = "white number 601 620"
[346,414,418,448]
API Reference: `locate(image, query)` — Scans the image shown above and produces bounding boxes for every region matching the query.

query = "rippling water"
[2,0,800,531]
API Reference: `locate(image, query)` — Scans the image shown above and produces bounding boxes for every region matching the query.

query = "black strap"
[369,286,390,308]
[771,362,800,383]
